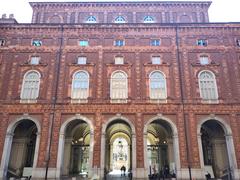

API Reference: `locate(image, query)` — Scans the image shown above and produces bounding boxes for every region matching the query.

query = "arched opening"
[49,15,62,23]
[104,119,133,178]
[6,120,38,179]
[61,119,91,178]
[200,120,231,179]
[146,119,177,179]
[180,15,191,23]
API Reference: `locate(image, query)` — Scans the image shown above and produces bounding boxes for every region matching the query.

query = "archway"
[56,115,94,178]
[198,118,238,179]
[0,117,41,179]
[57,118,93,178]
[101,116,136,179]
[144,116,180,179]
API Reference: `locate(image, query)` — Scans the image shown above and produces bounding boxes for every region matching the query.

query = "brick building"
[0,1,240,179]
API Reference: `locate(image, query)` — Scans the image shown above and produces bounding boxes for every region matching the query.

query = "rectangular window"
[77,57,87,64]
[0,38,6,46]
[114,40,124,47]
[151,56,161,64]
[150,39,161,46]
[197,39,208,46]
[199,56,209,65]
[236,39,240,47]
[79,40,89,46]
[115,57,124,64]
[32,40,42,47]
[30,56,40,65]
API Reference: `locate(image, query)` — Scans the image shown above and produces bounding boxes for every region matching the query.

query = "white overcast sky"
[0,0,239,23]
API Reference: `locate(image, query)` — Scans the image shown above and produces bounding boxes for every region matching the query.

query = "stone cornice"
[1,23,240,32]
[29,1,212,9]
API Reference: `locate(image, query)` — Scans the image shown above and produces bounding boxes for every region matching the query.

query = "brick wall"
[0,23,240,170]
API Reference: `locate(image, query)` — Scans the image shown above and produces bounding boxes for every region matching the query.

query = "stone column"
[100,133,105,178]
[225,134,239,179]
[74,12,78,23]
[62,138,72,176]
[103,12,107,23]
[56,132,65,178]
[133,12,136,23]
[173,134,181,178]
[40,12,44,23]
[66,12,71,23]
[0,133,14,179]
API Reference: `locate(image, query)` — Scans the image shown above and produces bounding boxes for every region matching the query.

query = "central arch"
[100,115,136,178]
[143,115,181,179]
[56,115,94,178]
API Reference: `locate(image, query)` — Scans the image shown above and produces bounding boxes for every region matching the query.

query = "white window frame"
[110,70,128,103]
[199,55,209,65]
[86,16,97,23]
[114,56,124,64]
[198,70,218,101]
[30,56,40,65]
[71,70,89,103]
[149,71,167,100]
[114,16,126,23]
[20,70,41,103]
[144,16,154,23]
[151,56,161,65]
[77,56,87,65]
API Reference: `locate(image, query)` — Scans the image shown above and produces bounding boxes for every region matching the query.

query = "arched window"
[71,71,89,102]
[144,16,154,23]
[110,71,128,102]
[86,16,97,23]
[199,55,209,65]
[149,71,167,99]
[114,16,126,23]
[20,71,41,102]
[198,71,218,100]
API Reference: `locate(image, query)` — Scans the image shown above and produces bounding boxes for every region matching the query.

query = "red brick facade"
[0,1,240,180]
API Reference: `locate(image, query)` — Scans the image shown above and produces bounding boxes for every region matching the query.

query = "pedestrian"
[123,165,126,176]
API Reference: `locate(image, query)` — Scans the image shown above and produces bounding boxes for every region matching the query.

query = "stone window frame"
[71,70,90,103]
[149,70,167,100]
[114,56,124,65]
[198,70,218,101]
[20,70,41,103]
[110,70,128,103]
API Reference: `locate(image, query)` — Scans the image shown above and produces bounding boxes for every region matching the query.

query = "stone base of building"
[1,168,240,180]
